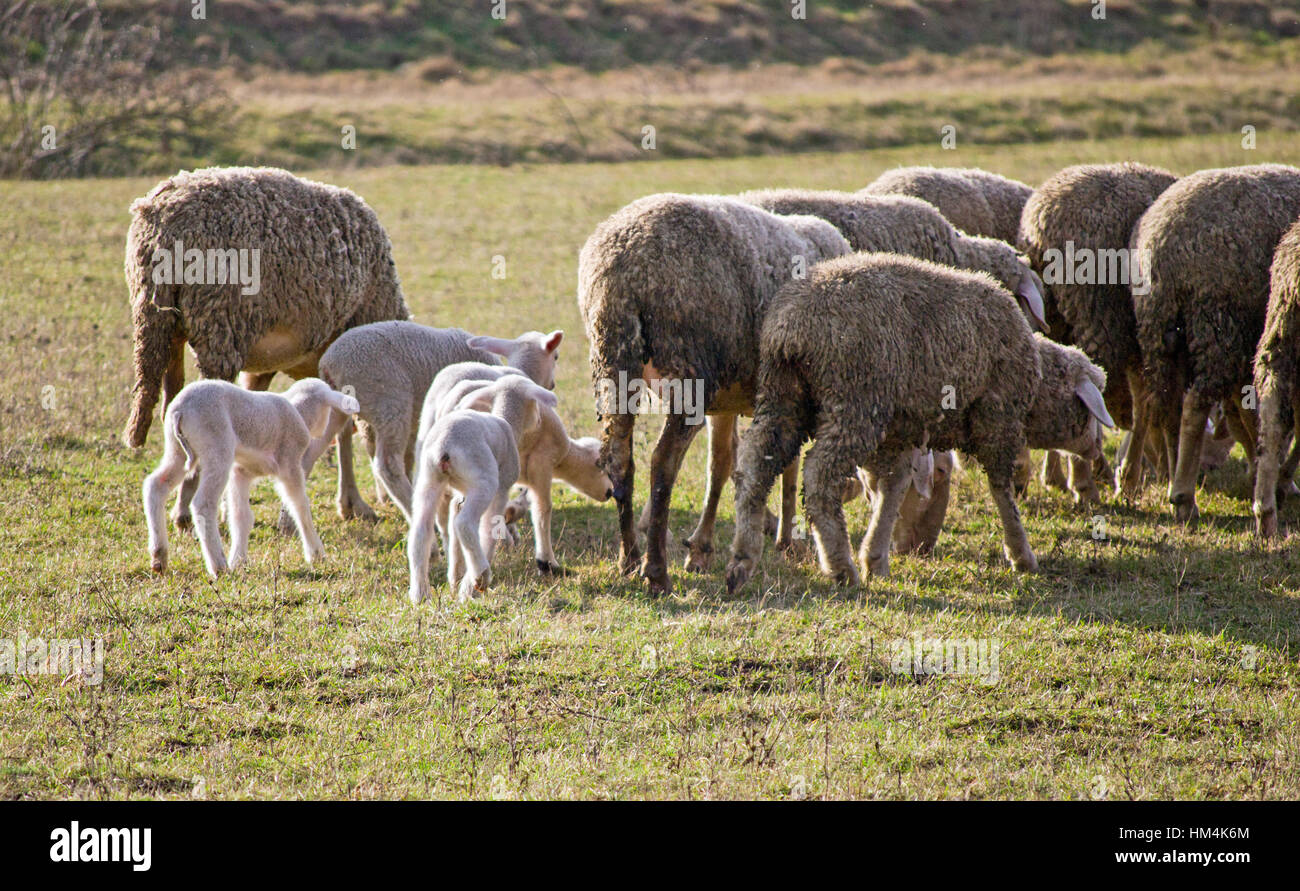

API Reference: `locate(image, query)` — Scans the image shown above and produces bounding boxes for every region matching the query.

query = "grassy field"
[3,133,1300,799]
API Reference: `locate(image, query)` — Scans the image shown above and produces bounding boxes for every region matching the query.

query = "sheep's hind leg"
[641,414,702,594]
[683,414,734,573]
[1169,390,1211,526]
[802,432,862,586]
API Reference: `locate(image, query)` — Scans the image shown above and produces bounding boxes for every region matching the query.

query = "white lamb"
[407,376,560,604]
[143,378,359,578]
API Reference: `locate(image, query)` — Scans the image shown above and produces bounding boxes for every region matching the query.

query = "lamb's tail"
[167,409,197,472]
[122,233,182,448]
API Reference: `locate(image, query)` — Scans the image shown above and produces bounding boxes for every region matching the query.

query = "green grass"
[3,132,1300,799]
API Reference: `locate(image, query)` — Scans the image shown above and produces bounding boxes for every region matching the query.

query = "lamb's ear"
[525,382,560,409]
[544,330,564,353]
[1016,269,1048,332]
[467,335,515,357]
[911,449,935,501]
[1075,379,1115,428]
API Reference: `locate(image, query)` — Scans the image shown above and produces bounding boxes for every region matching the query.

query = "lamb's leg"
[909,465,952,555]
[407,471,443,605]
[276,464,324,566]
[684,413,736,573]
[361,422,389,507]
[1117,368,1150,499]
[1012,446,1033,497]
[1040,450,1069,492]
[641,414,703,594]
[776,459,801,552]
[724,407,808,595]
[975,447,1037,572]
[454,485,496,600]
[173,471,200,532]
[1169,390,1211,525]
[226,468,254,570]
[802,431,863,586]
[191,459,232,579]
[481,484,513,572]
[143,444,187,573]
[445,495,464,593]
[279,407,349,535]
[525,478,562,575]
[372,430,415,523]
[336,420,377,521]
[1230,391,1260,491]
[858,452,913,578]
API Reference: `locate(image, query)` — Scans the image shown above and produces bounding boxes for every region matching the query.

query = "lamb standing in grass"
[143,379,360,579]
[407,376,561,604]
[724,254,1113,592]
[1132,164,1300,524]
[1017,162,1179,502]
[578,193,851,593]
[861,166,1034,243]
[306,323,562,524]
[415,360,613,577]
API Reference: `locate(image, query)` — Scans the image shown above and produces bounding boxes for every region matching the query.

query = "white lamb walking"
[143,378,359,578]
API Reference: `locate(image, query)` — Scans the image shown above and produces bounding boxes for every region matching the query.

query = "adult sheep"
[1017,162,1179,501]
[1252,217,1300,536]
[1132,164,1300,524]
[121,166,409,449]
[578,193,851,594]
[723,253,1113,593]
[741,189,1047,328]
[861,166,1034,243]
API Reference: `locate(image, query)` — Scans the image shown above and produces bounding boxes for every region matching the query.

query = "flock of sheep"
[123,160,1300,600]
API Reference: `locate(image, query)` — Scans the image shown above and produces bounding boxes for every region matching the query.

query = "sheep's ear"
[526,383,560,408]
[467,335,514,357]
[327,390,360,415]
[544,330,564,353]
[1015,270,1048,331]
[911,449,934,500]
[1075,379,1115,428]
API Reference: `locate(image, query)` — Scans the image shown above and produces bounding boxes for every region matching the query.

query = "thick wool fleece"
[123,166,409,447]
[861,166,1034,243]
[1251,217,1300,530]
[1018,162,1178,424]
[1026,334,1109,450]
[1134,164,1300,412]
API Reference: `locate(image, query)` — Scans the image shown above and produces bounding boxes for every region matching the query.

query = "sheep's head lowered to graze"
[1025,335,1115,461]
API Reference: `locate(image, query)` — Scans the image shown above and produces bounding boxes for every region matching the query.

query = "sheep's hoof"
[831,564,861,587]
[338,497,377,522]
[172,512,192,533]
[275,508,297,536]
[150,551,167,574]
[1007,549,1039,572]
[1255,508,1278,539]
[618,545,642,576]
[776,537,811,560]
[865,553,890,578]
[536,559,568,577]
[762,511,779,538]
[1171,495,1199,526]
[724,558,753,595]
[640,559,670,595]
[408,585,429,606]
[682,538,712,573]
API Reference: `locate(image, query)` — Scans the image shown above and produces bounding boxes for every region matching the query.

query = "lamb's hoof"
[474,573,490,593]
[1255,508,1278,539]
[682,539,712,573]
[640,559,670,596]
[724,558,754,595]
[275,508,297,536]
[172,512,192,533]
[762,511,779,538]
[1171,495,1199,526]
[537,559,568,577]
[338,497,377,523]
[409,585,429,606]
[150,551,167,574]
[1008,550,1039,573]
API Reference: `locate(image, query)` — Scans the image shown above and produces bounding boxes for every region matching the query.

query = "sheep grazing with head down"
[306,322,562,525]
[724,253,1113,593]
[1252,217,1300,536]
[861,166,1034,244]
[578,193,851,594]
[740,189,1048,329]
[1132,164,1300,524]
[122,166,409,449]
[1017,162,1179,502]
[143,378,360,579]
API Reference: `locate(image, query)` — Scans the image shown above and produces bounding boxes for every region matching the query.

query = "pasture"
[3,132,1300,799]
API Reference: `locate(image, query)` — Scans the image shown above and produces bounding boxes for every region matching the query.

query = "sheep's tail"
[122,232,182,448]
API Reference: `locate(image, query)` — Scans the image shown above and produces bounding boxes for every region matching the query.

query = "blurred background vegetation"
[5,0,1300,176]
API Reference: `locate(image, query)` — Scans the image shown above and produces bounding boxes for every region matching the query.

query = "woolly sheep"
[407,376,560,604]
[304,323,562,525]
[741,189,1047,329]
[1252,217,1300,536]
[1132,164,1300,523]
[1017,162,1179,501]
[577,193,851,594]
[862,166,1034,243]
[724,254,1113,592]
[123,166,408,449]
[143,379,360,579]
